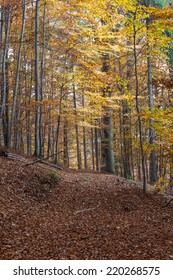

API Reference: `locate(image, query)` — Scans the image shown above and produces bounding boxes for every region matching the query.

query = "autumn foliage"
[0,0,172,189]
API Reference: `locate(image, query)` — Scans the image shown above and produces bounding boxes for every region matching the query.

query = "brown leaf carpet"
[0,157,173,260]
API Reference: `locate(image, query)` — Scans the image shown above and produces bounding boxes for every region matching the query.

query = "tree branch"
[25,151,64,168]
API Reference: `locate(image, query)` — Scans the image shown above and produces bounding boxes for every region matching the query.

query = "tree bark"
[101,53,115,173]
[0,5,11,148]
[133,10,146,192]
[73,83,82,169]
[82,95,87,169]
[63,121,69,167]
[95,125,99,171]
[0,5,4,146]
[146,16,158,184]
[91,128,95,170]
[34,0,41,156]
[40,1,46,156]
[9,0,26,150]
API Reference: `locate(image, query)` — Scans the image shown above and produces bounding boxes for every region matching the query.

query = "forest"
[0,0,173,191]
[0,0,173,261]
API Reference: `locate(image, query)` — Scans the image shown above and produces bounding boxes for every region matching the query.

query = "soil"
[0,155,173,260]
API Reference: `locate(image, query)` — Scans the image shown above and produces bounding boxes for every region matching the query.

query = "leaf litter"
[0,157,173,260]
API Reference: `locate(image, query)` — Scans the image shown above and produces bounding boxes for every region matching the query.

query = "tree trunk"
[63,121,69,167]
[91,128,95,170]
[2,58,9,148]
[0,6,11,148]
[55,84,64,163]
[101,53,115,173]
[82,94,87,169]
[95,125,99,171]
[9,0,26,150]
[147,17,157,184]
[34,0,41,156]
[103,110,115,173]
[122,101,132,178]
[0,5,4,146]
[26,63,33,156]
[40,1,46,156]
[73,83,82,169]
[133,11,146,192]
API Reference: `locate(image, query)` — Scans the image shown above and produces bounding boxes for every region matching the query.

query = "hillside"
[0,155,173,260]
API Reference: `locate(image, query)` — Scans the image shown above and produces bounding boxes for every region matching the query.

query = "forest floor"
[0,155,173,260]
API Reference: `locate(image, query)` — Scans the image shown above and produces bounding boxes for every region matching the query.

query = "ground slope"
[0,156,173,260]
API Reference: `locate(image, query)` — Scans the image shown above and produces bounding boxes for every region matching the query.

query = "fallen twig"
[38,161,64,170]
[65,180,80,184]
[25,151,64,168]
[74,207,97,214]
[164,198,173,207]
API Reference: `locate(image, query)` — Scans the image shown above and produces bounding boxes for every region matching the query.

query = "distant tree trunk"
[14,68,24,151]
[2,58,9,148]
[83,126,87,169]
[63,121,69,167]
[95,124,99,171]
[136,152,141,181]
[119,108,124,176]
[82,94,87,169]
[26,64,33,156]
[55,115,61,163]
[47,117,51,157]
[91,128,95,170]
[146,16,158,184]
[101,53,115,173]
[40,1,46,156]
[122,101,132,178]
[55,86,63,164]
[19,128,25,153]
[133,11,146,192]
[145,153,149,182]
[41,2,46,98]
[129,111,134,179]
[51,124,55,159]
[103,110,115,173]
[73,83,82,169]
[167,32,173,188]
[34,0,41,156]
[47,109,54,159]
[26,109,32,155]
[122,47,133,179]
